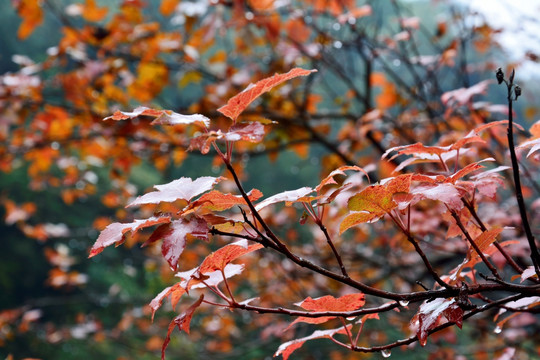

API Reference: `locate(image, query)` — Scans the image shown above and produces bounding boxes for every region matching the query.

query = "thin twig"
[449,208,501,279]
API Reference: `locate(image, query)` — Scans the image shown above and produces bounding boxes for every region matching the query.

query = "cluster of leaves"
[92,67,540,359]
[3,0,540,359]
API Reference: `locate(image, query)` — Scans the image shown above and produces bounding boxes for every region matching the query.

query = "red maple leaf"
[217,68,317,121]
[89,216,171,258]
[198,239,264,273]
[162,295,204,360]
[145,217,209,271]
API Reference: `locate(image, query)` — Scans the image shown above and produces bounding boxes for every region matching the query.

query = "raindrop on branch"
[381,349,391,358]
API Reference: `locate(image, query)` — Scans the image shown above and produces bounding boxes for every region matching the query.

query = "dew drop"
[381,349,391,358]
[494,326,502,334]
[399,300,409,306]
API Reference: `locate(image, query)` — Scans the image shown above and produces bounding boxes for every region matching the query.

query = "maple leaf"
[145,217,209,271]
[186,189,263,213]
[159,0,180,16]
[15,0,44,39]
[274,325,352,360]
[162,294,204,360]
[149,283,186,321]
[104,106,210,127]
[383,142,449,159]
[81,0,108,22]
[89,216,171,258]
[450,120,508,151]
[218,68,317,121]
[520,266,538,283]
[413,297,461,346]
[298,293,365,312]
[339,211,379,234]
[127,176,223,207]
[518,137,540,158]
[177,263,246,291]
[409,183,463,210]
[447,159,494,183]
[223,122,266,142]
[286,293,365,329]
[383,122,508,173]
[316,165,369,192]
[465,227,503,267]
[441,80,491,106]
[340,175,412,233]
[198,239,264,273]
[188,123,266,154]
[370,73,398,110]
[255,187,315,211]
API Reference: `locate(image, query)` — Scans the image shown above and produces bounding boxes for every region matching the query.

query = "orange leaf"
[15,0,43,39]
[339,211,378,234]
[347,185,396,214]
[218,68,317,121]
[198,240,264,273]
[188,189,263,213]
[286,18,310,43]
[297,293,365,312]
[468,227,504,260]
[82,0,108,22]
[149,283,186,321]
[370,72,397,110]
[317,165,368,192]
[159,0,180,16]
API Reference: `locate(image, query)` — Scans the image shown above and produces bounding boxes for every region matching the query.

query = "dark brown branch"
[350,293,526,354]
[501,70,540,277]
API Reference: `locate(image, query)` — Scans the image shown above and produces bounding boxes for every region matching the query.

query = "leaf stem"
[316,218,349,277]
[449,208,501,279]
[461,197,527,277]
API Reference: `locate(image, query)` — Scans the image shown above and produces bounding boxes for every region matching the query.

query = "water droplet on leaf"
[494,326,502,334]
[399,300,409,306]
[381,349,391,358]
